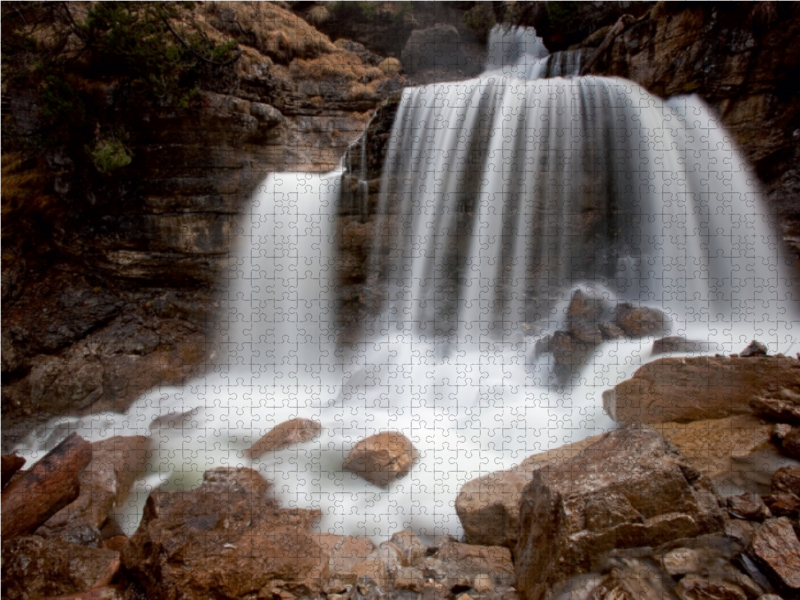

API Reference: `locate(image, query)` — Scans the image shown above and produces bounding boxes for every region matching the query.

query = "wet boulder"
[749,517,800,595]
[342,432,419,487]
[246,418,322,459]
[515,427,725,600]
[605,356,800,425]
[614,302,671,338]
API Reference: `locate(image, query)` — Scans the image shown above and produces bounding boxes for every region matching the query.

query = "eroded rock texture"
[514,427,725,600]
[121,467,329,600]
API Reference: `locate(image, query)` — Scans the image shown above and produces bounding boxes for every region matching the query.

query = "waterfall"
[14,26,799,542]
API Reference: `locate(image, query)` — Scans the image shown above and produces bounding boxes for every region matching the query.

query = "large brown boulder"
[514,427,725,600]
[455,435,601,548]
[121,467,330,600]
[604,356,800,425]
[652,415,783,494]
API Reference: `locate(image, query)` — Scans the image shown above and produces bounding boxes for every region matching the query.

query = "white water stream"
[14,27,799,541]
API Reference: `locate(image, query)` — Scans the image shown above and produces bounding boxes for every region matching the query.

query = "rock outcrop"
[456,435,601,548]
[604,356,800,425]
[514,426,725,600]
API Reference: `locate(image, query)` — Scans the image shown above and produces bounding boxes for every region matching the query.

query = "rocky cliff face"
[0,1,404,447]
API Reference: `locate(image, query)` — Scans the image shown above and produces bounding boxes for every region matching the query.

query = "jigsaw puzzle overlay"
[12,22,800,549]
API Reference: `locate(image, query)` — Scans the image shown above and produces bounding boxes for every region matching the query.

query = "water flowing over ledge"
[14,26,800,541]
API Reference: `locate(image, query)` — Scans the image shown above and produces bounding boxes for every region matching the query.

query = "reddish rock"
[761,493,800,519]
[37,436,151,545]
[751,393,800,425]
[1,536,120,600]
[342,432,418,487]
[246,418,322,459]
[421,542,515,594]
[727,493,771,522]
[121,467,330,600]
[652,416,780,493]
[675,575,747,600]
[781,427,800,459]
[456,436,601,548]
[604,356,800,425]
[749,517,800,593]
[771,466,800,495]
[313,534,376,585]
[515,427,724,600]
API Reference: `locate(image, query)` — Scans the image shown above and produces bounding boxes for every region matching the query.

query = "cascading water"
[14,26,798,541]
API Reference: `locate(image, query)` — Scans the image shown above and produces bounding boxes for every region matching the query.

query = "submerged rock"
[342,432,418,487]
[614,302,671,338]
[741,341,769,358]
[246,418,322,459]
[514,427,724,600]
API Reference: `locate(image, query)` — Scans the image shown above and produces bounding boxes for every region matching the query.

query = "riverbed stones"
[514,427,725,600]
[604,356,800,425]
[727,493,771,522]
[246,418,322,459]
[342,431,418,487]
[749,517,800,593]
[121,467,329,600]
[771,466,800,495]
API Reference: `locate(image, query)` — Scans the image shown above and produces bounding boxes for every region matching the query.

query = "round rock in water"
[343,432,419,488]
[247,418,323,459]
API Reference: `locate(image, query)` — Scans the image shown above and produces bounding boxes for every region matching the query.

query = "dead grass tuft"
[201,2,336,64]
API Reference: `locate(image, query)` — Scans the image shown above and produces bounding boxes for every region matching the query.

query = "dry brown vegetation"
[1,154,61,240]
[200,2,336,64]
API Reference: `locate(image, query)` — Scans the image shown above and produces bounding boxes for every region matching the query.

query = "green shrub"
[89,138,132,174]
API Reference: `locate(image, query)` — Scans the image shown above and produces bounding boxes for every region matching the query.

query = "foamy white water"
[14,27,799,541]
